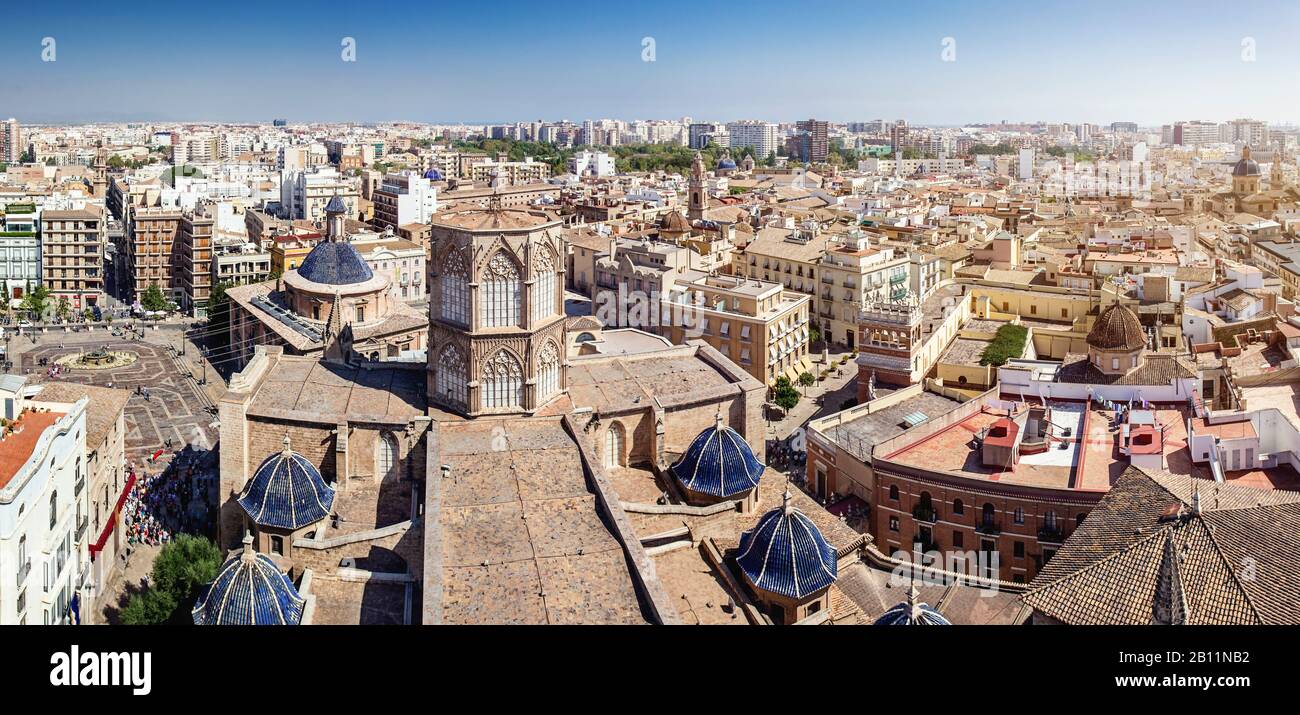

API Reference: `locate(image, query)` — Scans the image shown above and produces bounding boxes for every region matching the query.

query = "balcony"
[912,505,937,523]
[76,517,89,541]
[15,558,30,589]
[74,475,85,496]
[911,533,940,553]
[889,273,907,284]
[1038,526,1066,544]
[975,521,1001,535]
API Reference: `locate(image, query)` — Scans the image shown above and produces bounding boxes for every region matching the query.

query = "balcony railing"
[1038,526,1066,543]
[976,521,1001,535]
[912,505,937,523]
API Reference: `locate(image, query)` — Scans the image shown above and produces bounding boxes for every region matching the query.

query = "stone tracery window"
[482,349,524,409]
[480,251,521,328]
[531,249,556,325]
[537,340,560,400]
[436,343,468,408]
[441,250,469,326]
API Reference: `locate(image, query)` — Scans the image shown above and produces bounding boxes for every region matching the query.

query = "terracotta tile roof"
[0,410,65,490]
[1024,466,1300,624]
[1055,353,1194,386]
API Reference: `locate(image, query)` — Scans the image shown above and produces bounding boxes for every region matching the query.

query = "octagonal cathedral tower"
[426,197,567,416]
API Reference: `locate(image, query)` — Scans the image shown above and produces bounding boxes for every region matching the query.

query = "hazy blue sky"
[4,0,1298,125]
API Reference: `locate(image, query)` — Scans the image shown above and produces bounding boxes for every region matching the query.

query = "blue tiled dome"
[873,585,952,625]
[670,415,763,498]
[736,490,838,599]
[238,437,335,530]
[296,239,374,285]
[192,540,305,625]
[423,168,444,181]
[718,157,737,170]
[324,194,348,214]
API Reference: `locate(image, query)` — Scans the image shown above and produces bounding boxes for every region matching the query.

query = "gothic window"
[537,341,560,400]
[441,250,469,326]
[531,249,556,325]
[435,343,467,408]
[604,421,625,468]
[480,251,521,328]
[482,349,524,410]
[376,431,399,481]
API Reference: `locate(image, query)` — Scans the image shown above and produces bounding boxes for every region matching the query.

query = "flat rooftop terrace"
[880,399,1211,492]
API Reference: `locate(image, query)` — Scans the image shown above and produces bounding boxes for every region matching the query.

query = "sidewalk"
[766,348,859,441]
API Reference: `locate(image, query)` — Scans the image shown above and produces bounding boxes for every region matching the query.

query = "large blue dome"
[192,540,305,625]
[736,490,838,599]
[296,239,374,285]
[670,415,763,498]
[873,584,952,625]
[238,437,335,530]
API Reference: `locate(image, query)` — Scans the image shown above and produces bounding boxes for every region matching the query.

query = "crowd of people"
[122,451,210,548]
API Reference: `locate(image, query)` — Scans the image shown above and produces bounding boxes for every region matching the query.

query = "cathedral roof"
[873,584,952,625]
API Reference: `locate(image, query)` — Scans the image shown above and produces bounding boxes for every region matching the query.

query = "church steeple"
[687,151,705,221]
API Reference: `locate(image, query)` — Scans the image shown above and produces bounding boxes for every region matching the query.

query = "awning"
[90,472,136,558]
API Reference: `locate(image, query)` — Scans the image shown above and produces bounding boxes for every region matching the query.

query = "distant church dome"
[423,168,444,181]
[717,156,738,170]
[670,414,764,498]
[873,584,952,625]
[659,210,690,234]
[1232,146,1261,177]
[192,536,305,625]
[1086,302,1146,351]
[238,436,335,530]
[736,489,838,599]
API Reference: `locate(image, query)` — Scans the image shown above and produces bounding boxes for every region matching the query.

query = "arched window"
[49,491,57,529]
[981,503,995,527]
[604,422,625,469]
[435,344,467,408]
[888,484,899,501]
[1076,512,1086,526]
[531,249,556,325]
[537,341,560,400]
[440,250,469,326]
[482,350,524,410]
[575,332,596,344]
[953,498,964,515]
[376,431,399,481]
[480,251,521,328]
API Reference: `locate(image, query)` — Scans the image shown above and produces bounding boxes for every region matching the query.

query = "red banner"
[89,473,137,557]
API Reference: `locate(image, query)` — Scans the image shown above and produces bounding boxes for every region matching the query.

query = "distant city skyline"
[5,0,1300,126]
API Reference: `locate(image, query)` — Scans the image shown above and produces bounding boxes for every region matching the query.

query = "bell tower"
[687,151,706,221]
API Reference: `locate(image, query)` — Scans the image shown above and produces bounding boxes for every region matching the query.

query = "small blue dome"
[296,240,374,286]
[718,158,737,170]
[736,491,838,599]
[192,543,305,625]
[873,585,952,625]
[423,168,444,181]
[670,415,763,498]
[238,437,335,530]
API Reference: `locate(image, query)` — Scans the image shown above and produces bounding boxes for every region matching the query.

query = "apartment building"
[213,241,272,289]
[659,273,812,385]
[268,231,323,275]
[0,118,20,163]
[177,207,214,317]
[125,207,183,304]
[0,379,87,625]
[352,232,426,302]
[26,381,129,625]
[816,232,910,348]
[280,168,359,222]
[726,120,780,160]
[0,202,39,299]
[39,208,105,310]
[372,171,437,228]
[738,224,829,304]
[460,156,551,184]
